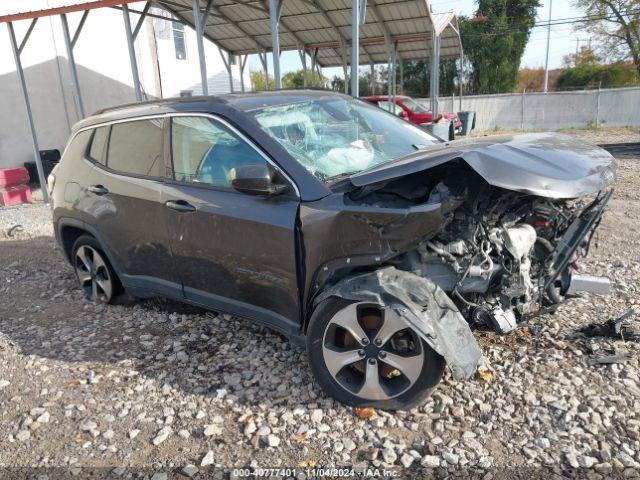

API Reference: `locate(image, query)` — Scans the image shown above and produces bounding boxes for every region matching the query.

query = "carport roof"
[1,0,462,67]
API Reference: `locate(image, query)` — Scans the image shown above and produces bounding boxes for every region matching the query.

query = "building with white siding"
[0,2,251,170]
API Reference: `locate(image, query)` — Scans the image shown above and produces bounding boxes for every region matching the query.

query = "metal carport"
[1,0,462,202]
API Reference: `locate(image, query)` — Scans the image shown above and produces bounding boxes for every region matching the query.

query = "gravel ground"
[1,127,639,479]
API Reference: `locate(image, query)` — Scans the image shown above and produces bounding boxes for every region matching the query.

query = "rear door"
[161,114,301,334]
[84,118,180,296]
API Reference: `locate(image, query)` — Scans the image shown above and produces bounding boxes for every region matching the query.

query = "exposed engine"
[348,162,612,334]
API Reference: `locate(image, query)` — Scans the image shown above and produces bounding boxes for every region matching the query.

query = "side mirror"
[400,110,409,120]
[229,164,287,196]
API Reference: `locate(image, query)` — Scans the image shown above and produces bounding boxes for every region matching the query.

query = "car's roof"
[74,89,351,132]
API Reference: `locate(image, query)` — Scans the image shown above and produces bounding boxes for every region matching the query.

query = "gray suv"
[50,90,614,410]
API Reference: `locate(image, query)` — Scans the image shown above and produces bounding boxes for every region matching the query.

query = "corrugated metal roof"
[155,0,462,67]
[0,0,462,67]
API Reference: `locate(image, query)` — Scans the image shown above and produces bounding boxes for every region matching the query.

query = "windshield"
[251,97,439,182]
[402,97,428,113]
[377,101,405,117]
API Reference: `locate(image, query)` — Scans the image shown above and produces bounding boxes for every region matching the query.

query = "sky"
[249,0,586,79]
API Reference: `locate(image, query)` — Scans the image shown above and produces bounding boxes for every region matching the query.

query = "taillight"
[47,172,56,194]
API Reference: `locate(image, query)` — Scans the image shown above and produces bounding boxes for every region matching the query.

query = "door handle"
[165,200,196,213]
[87,185,109,195]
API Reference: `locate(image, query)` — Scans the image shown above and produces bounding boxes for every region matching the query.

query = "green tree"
[554,46,639,90]
[250,71,274,91]
[460,0,540,93]
[282,69,328,88]
[572,0,640,77]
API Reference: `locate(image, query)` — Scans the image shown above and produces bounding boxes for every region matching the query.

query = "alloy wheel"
[322,303,425,401]
[74,245,113,302]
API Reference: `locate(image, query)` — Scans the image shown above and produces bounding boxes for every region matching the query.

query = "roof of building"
[1,0,463,67]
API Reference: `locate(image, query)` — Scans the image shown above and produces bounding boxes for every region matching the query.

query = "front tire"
[307,298,445,410]
[72,235,121,304]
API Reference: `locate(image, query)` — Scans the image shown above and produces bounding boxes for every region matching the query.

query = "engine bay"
[345,160,612,334]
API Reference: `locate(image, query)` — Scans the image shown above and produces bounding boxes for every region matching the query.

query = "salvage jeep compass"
[50,91,615,410]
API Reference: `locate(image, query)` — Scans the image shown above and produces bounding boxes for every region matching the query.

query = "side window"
[88,126,110,164]
[171,116,268,188]
[107,119,164,178]
[62,130,92,162]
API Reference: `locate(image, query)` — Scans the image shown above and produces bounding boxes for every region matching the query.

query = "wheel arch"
[56,217,124,277]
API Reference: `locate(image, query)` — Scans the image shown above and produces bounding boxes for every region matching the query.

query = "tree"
[250,71,274,91]
[251,69,328,90]
[517,67,561,91]
[554,46,639,90]
[573,0,640,77]
[460,0,540,94]
[282,69,328,88]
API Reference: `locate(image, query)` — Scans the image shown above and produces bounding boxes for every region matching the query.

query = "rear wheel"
[307,298,444,410]
[72,235,121,304]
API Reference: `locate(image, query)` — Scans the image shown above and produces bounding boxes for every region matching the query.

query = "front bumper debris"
[315,266,484,380]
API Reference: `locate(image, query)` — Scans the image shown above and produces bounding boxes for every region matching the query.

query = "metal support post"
[193,0,209,95]
[340,42,348,94]
[370,63,375,94]
[311,49,318,87]
[596,81,601,128]
[122,4,142,101]
[7,21,49,202]
[299,47,308,87]
[268,0,282,89]
[458,50,463,112]
[258,51,269,89]
[543,0,552,93]
[521,88,526,130]
[430,34,440,119]
[240,55,248,92]
[350,0,366,97]
[399,59,403,95]
[219,47,234,93]
[61,12,88,119]
[390,42,397,110]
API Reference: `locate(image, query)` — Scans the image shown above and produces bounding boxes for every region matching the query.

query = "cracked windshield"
[252,97,439,182]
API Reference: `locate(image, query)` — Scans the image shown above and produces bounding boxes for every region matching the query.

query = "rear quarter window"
[62,130,92,162]
[88,126,110,164]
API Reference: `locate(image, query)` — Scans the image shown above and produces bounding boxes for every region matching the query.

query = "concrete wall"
[418,87,640,131]
[0,3,250,170]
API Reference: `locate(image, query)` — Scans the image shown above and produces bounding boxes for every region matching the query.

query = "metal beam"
[430,34,440,119]
[71,10,89,47]
[60,13,85,118]
[219,47,234,93]
[268,0,281,89]
[350,0,360,97]
[132,1,151,40]
[240,54,248,92]
[193,0,209,95]
[18,18,38,53]
[122,4,142,101]
[298,47,308,87]
[7,22,49,202]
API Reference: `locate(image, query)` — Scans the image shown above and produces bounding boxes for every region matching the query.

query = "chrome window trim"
[68,112,301,197]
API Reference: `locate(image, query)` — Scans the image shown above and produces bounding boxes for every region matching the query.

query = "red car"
[362,95,462,134]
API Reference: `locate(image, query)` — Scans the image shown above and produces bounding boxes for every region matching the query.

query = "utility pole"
[543,0,552,93]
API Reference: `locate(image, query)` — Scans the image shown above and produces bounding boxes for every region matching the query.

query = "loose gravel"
[1,128,639,479]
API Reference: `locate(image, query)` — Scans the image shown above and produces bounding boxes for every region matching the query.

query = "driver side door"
[161,114,302,335]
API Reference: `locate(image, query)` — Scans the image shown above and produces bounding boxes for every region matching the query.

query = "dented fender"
[315,267,484,380]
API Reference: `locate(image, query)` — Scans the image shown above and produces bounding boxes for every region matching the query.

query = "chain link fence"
[418,86,640,131]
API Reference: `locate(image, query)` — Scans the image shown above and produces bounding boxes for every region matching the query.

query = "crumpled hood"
[350,132,617,198]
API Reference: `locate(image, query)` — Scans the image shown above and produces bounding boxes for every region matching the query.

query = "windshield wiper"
[326,170,360,183]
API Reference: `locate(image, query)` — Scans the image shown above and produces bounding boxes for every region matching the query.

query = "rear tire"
[71,235,121,304]
[307,298,444,410]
